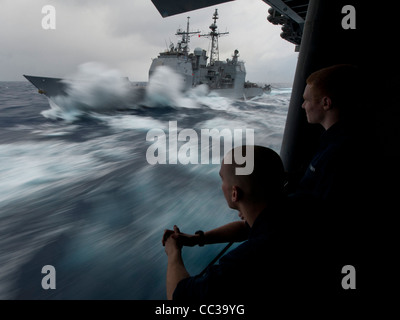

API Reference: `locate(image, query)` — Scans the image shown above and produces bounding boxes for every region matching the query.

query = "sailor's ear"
[322,96,333,110]
[231,185,242,202]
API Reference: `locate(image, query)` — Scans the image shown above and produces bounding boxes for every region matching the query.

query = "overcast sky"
[0,0,298,83]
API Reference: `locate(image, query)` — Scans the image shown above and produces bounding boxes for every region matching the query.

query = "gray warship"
[149,9,270,99]
[24,9,270,104]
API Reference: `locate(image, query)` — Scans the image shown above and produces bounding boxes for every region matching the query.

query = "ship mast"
[175,17,200,55]
[200,9,229,65]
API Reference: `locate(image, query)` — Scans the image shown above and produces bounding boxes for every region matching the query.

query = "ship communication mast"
[175,17,200,54]
[199,9,229,65]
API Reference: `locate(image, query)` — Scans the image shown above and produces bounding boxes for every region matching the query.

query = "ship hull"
[23,75,67,97]
[24,74,268,104]
[212,86,268,99]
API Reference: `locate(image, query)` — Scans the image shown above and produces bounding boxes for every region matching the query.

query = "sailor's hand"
[162,225,200,247]
[164,228,181,256]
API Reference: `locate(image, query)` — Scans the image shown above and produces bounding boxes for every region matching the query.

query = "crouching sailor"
[162,146,288,301]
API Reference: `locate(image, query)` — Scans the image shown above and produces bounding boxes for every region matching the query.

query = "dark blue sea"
[0,68,291,299]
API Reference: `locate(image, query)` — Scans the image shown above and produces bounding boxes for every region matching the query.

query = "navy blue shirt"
[172,209,281,302]
[294,121,355,203]
[286,121,367,291]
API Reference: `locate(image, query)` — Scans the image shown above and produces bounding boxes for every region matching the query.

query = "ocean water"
[0,67,291,299]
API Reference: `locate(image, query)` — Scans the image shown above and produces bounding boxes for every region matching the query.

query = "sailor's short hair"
[306,64,362,110]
